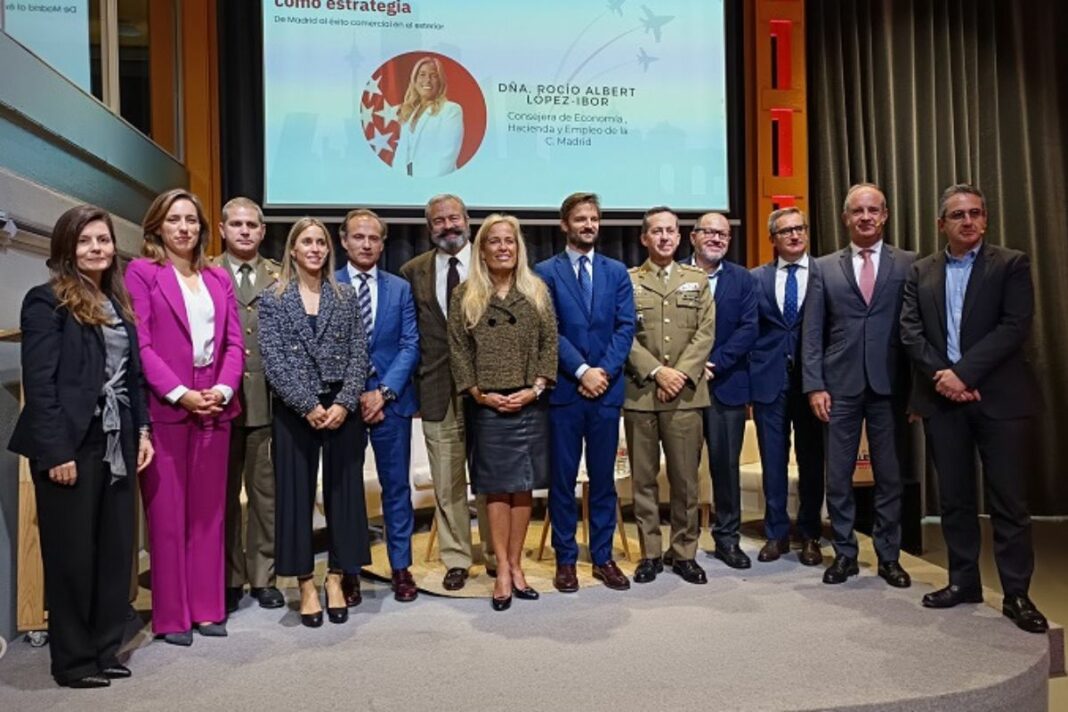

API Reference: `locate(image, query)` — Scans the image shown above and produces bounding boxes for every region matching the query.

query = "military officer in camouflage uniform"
[211,197,284,612]
[624,206,716,585]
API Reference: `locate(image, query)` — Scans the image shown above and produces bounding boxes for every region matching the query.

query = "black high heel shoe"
[491,595,512,611]
[512,584,540,601]
[298,576,323,628]
[325,573,349,624]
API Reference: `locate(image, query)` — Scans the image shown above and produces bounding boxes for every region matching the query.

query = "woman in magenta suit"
[126,189,245,644]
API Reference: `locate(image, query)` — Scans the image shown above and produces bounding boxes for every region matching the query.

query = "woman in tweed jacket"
[258,217,370,627]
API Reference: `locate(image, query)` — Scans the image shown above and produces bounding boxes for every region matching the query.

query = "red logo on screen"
[360,52,486,178]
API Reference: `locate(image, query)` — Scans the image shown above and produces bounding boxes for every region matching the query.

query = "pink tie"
[859,248,875,305]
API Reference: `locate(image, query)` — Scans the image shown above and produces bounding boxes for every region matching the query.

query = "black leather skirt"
[464,394,550,495]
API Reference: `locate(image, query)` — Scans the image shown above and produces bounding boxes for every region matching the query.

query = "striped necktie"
[357,273,373,345]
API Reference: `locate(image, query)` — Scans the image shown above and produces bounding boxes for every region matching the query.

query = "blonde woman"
[447,214,558,611]
[257,218,370,627]
[393,55,464,177]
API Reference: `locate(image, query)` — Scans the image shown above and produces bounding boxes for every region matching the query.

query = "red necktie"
[859,248,875,305]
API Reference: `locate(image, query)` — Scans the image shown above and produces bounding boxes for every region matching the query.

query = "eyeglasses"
[944,208,985,222]
[772,225,808,238]
[692,227,730,240]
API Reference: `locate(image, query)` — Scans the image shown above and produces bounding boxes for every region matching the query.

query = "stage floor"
[0,523,1060,712]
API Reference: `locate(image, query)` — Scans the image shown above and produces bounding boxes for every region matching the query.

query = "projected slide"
[263,0,729,211]
[4,1,91,91]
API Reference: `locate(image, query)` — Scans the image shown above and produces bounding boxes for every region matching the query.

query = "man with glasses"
[624,207,715,584]
[750,208,825,565]
[687,212,758,570]
[400,195,494,591]
[900,184,1047,633]
[802,183,915,588]
[336,209,420,603]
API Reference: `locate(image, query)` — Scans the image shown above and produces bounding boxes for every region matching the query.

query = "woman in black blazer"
[258,217,370,627]
[8,205,154,688]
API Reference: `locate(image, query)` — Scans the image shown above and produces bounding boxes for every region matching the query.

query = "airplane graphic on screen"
[640,5,674,42]
[607,0,625,16]
[637,48,658,71]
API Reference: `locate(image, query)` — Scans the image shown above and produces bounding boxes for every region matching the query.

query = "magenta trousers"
[141,367,231,634]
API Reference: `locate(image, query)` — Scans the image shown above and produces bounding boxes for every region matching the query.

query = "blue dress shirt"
[945,243,980,363]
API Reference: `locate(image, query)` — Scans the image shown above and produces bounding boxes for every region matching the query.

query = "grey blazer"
[258,280,368,416]
[802,243,916,397]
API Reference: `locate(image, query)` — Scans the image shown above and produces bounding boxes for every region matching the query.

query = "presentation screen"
[262,0,730,211]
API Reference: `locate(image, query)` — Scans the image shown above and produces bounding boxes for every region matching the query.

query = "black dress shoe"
[633,557,664,584]
[671,559,708,584]
[160,630,193,646]
[341,574,362,607]
[442,567,469,591]
[101,663,131,679]
[301,610,324,628]
[922,584,983,609]
[713,544,752,569]
[822,554,859,584]
[195,621,228,637]
[59,674,110,689]
[1002,595,1049,634]
[491,595,512,611]
[512,585,540,600]
[554,564,579,593]
[250,586,285,609]
[757,539,790,563]
[592,560,631,591]
[225,586,243,614]
[798,539,823,567]
[877,560,912,588]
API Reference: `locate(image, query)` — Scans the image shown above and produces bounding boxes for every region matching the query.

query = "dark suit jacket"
[9,283,149,472]
[705,260,758,407]
[900,243,1041,419]
[534,252,635,408]
[749,257,820,404]
[399,249,453,421]
[336,265,420,417]
[802,243,916,397]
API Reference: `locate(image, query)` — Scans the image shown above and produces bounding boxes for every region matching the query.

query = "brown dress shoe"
[757,539,789,562]
[798,539,823,566]
[341,574,362,607]
[442,567,469,591]
[553,564,579,593]
[592,561,631,591]
[391,568,418,602]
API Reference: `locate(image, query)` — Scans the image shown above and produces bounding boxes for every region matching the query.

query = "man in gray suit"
[399,194,493,591]
[212,197,284,611]
[802,183,915,587]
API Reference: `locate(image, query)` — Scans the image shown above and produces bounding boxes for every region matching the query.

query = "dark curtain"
[807,0,1068,514]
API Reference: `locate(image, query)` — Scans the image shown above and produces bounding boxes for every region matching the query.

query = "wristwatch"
[532,383,546,400]
[379,385,398,403]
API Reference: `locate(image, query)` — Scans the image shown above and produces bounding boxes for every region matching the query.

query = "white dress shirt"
[435,242,471,316]
[348,263,379,328]
[774,253,810,313]
[164,267,233,405]
[850,239,883,285]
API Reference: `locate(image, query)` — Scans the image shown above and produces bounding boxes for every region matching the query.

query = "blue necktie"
[577,255,592,315]
[783,263,799,325]
[357,273,374,344]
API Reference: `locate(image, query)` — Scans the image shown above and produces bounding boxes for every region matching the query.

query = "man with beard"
[749,208,825,565]
[687,212,758,570]
[535,192,636,592]
[400,194,494,590]
[900,184,1047,633]
[802,183,915,588]
[625,206,715,584]
[210,197,284,613]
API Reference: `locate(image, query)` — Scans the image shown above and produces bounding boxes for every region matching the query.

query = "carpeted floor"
[0,528,1055,712]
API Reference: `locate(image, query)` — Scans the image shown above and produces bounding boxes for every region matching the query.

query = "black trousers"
[272,393,371,577]
[702,395,747,548]
[33,419,134,684]
[924,406,1035,596]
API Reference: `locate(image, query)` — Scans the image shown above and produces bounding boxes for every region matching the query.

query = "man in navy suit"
[802,183,915,587]
[535,193,636,593]
[749,207,824,566]
[689,212,758,570]
[337,209,421,602]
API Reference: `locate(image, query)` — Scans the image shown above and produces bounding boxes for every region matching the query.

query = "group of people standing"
[9,183,1048,689]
